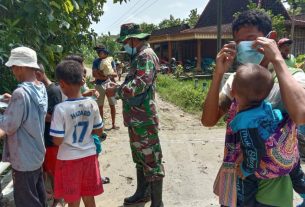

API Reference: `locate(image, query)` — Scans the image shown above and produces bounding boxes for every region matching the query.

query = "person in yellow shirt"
[92,46,119,129]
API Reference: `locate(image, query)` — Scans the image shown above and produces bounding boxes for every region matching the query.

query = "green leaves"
[0,0,110,92]
[50,1,61,9]
[113,0,129,3]
[63,0,74,13]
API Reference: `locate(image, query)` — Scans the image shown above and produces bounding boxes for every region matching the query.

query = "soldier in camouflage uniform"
[107,23,164,207]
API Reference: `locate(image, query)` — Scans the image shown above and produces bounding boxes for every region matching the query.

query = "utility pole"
[217,0,223,52]
[290,0,297,53]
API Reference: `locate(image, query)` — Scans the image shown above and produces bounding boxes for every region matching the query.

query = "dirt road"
[87,94,303,207]
[88,94,224,207]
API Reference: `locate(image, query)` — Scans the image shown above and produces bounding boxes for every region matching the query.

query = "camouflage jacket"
[117,44,159,127]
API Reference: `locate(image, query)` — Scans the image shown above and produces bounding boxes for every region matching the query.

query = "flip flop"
[99,132,107,142]
[102,176,110,184]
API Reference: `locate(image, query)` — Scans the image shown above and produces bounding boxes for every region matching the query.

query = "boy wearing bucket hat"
[92,45,118,129]
[0,46,48,207]
[107,23,164,207]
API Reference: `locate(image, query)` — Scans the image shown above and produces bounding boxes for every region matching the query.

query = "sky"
[91,0,209,35]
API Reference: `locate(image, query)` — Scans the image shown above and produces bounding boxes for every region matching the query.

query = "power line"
[105,0,144,29]
[107,0,151,31]
[124,0,161,23]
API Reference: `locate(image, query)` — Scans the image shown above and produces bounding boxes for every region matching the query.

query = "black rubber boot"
[150,179,163,207]
[124,169,151,205]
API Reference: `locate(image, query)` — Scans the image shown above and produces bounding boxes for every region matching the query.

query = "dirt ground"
[81,93,304,207]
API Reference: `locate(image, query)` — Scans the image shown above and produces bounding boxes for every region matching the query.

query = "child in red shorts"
[50,60,104,207]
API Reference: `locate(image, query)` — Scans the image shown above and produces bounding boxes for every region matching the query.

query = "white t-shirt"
[221,70,305,112]
[50,97,103,160]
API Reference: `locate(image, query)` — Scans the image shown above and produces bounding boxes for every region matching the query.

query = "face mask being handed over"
[124,44,137,56]
[236,41,264,65]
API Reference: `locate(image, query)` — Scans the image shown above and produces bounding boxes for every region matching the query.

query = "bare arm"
[93,70,106,80]
[201,76,232,126]
[45,113,52,123]
[53,137,63,146]
[0,129,6,138]
[201,42,236,127]
[273,59,305,124]
[254,38,305,124]
[92,128,103,137]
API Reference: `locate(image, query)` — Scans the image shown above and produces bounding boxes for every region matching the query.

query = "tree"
[139,23,158,34]
[0,0,128,93]
[96,34,122,56]
[234,1,286,38]
[283,0,305,14]
[186,9,200,28]
[158,15,185,29]
[82,33,123,66]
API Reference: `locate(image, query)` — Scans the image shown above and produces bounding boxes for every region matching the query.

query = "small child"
[230,63,305,206]
[50,60,104,206]
[0,47,48,207]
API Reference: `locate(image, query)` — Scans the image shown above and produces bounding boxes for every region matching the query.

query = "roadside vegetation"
[156,74,225,126]
[157,74,208,114]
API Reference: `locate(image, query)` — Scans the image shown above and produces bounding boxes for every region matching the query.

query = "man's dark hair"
[232,10,272,37]
[64,55,84,65]
[55,60,84,84]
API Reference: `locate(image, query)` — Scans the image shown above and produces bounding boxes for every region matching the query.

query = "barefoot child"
[230,63,305,206]
[50,60,104,207]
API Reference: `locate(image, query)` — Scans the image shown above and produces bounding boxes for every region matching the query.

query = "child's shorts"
[54,155,103,203]
[43,146,59,177]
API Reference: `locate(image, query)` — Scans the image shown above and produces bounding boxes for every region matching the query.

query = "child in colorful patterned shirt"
[230,63,305,207]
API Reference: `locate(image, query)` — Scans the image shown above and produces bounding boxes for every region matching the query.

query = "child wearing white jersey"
[50,60,104,207]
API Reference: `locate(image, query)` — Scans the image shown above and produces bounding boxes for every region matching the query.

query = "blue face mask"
[236,41,264,65]
[124,44,137,56]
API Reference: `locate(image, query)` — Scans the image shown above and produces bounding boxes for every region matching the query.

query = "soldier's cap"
[278,38,293,47]
[117,23,150,43]
[93,45,110,54]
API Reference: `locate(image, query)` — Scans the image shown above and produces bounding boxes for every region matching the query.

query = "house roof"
[182,24,232,35]
[285,14,305,27]
[195,0,290,28]
[295,14,305,21]
[151,24,190,36]
[149,0,300,42]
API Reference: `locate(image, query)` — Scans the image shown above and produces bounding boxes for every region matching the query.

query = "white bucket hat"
[5,46,40,69]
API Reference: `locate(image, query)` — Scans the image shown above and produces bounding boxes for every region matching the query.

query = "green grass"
[156,74,225,126]
[156,74,209,114]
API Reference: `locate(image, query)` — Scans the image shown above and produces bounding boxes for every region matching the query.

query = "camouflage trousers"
[128,125,165,182]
